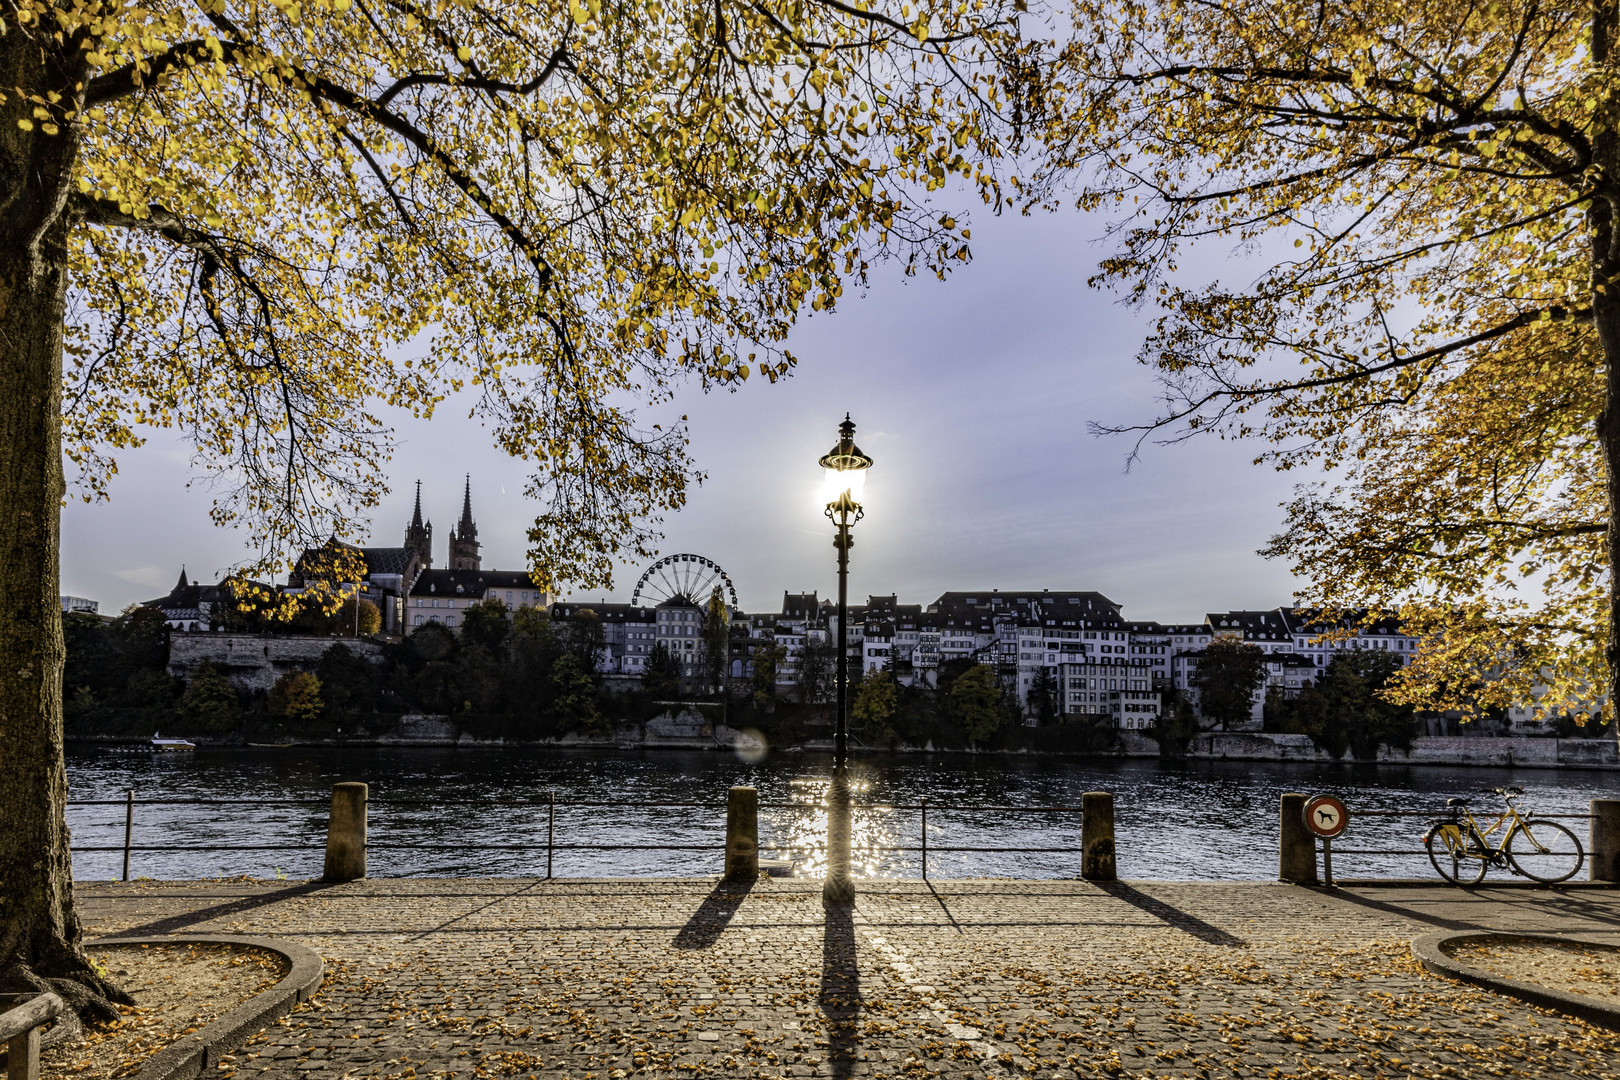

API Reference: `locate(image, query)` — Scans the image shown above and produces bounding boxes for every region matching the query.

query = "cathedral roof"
[356,546,418,577]
[410,568,536,598]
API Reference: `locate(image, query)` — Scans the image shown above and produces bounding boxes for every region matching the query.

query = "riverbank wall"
[1171,731,1620,770]
[71,718,1620,770]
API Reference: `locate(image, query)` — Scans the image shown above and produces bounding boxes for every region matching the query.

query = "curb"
[88,934,324,1080]
[1411,931,1620,1031]
[1323,879,1617,890]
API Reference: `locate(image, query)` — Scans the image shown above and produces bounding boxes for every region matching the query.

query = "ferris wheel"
[631,554,740,610]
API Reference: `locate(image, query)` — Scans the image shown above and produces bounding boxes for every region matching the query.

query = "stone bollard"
[1278,792,1317,885]
[323,782,368,882]
[1081,791,1117,881]
[1591,799,1620,882]
[725,786,759,881]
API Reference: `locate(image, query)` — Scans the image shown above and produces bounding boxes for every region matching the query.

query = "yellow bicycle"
[1423,786,1584,885]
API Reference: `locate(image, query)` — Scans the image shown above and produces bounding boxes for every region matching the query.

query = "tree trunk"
[0,25,129,1023]
[1596,0,1620,751]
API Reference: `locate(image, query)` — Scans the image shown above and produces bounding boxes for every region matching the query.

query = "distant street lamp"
[819,414,873,905]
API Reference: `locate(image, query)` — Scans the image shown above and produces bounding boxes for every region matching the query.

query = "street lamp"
[819,413,872,905]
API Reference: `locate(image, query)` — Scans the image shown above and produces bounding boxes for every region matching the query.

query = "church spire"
[175,565,189,592]
[449,475,482,570]
[403,479,433,569]
[457,474,476,540]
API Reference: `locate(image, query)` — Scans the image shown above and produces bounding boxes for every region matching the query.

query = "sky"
[60,199,1318,624]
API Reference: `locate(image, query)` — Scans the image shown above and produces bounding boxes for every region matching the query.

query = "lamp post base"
[823,767,855,905]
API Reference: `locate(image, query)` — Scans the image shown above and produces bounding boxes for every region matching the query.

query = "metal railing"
[68,790,1090,882]
[69,787,1620,884]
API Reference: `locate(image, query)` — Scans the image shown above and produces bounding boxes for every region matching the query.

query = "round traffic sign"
[1303,795,1349,839]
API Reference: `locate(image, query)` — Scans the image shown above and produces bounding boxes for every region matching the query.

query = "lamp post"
[819,413,872,905]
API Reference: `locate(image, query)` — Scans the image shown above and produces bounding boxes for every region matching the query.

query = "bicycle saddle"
[1446,797,1468,807]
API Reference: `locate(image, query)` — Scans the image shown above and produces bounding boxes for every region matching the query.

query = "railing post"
[547,793,555,880]
[921,799,928,881]
[1591,799,1620,882]
[1081,791,1117,881]
[725,786,759,880]
[121,789,134,883]
[1279,792,1317,884]
[322,782,368,882]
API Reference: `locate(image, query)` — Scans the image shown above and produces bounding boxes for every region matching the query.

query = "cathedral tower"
[449,476,481,571]
[403,480,433,568]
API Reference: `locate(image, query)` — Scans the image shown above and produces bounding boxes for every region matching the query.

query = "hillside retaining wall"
[167,632,384,693]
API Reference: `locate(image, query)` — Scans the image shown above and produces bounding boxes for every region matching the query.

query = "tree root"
[2,944,135,1032]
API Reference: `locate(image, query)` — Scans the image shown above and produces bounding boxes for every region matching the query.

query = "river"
[65,746,1617,882]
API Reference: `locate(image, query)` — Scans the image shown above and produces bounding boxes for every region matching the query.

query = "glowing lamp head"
[819,413,873,515]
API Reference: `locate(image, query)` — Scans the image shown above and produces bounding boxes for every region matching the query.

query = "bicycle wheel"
[1506,820,1584,884]
[1426,822,1488,885]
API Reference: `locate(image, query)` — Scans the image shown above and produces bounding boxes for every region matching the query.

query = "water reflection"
[771,777,897,879]
[63,747,1618,882]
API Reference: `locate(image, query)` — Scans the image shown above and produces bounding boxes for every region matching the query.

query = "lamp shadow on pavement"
[672,876,757,950]
[1097,881,1248,948]
[819,902,863,1080]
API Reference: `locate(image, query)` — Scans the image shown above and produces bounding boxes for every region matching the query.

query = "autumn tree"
[798,640,835,720]
[1,0,1038,1015]
[699,587,730,698]
[315,644,378,723]
[1048,0,1615,730]
[268,671,324,724]
[1027,665,1059,725]
[340,596,382,638]
[1316,651,1422,759]
[949,663,1007,745]
[176,661,240,733]
[852,667,898,743]
[1190,637,1266,731]
[460,598,512,651]
[750,641,787,712]
[644,642,684,703]
[563,608,605,677]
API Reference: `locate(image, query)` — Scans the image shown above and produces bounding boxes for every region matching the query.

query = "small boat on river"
[150,732,196,752]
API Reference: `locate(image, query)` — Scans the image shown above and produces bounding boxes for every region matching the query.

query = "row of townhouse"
[538,589,1425,732]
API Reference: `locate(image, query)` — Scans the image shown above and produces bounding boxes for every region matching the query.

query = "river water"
[65,746,1617,882]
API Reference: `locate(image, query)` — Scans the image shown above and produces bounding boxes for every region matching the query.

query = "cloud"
[113,565,173,589]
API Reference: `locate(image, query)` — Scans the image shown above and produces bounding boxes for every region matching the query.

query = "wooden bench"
[0,993,65,1080]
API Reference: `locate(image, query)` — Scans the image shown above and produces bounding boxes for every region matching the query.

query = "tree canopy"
[852,666,898,743]
[1191,637,1265,731]
[1278,651,1421,760]
[948,663,1007,744]
[33,0,1036,586]
[1047,0,1616,725]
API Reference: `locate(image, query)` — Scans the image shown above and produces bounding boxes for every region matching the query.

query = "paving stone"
[76,878,1620,1078]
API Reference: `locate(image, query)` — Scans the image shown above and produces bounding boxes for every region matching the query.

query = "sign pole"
[1301,794,1349,888]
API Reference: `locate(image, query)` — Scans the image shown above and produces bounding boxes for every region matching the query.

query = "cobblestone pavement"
[76,879,1620,1079]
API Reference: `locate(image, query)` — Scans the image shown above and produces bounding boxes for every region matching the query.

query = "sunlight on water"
[769,778,898,878]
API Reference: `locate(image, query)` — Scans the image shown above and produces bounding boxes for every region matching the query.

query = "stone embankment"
[1164,731,1620,770]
